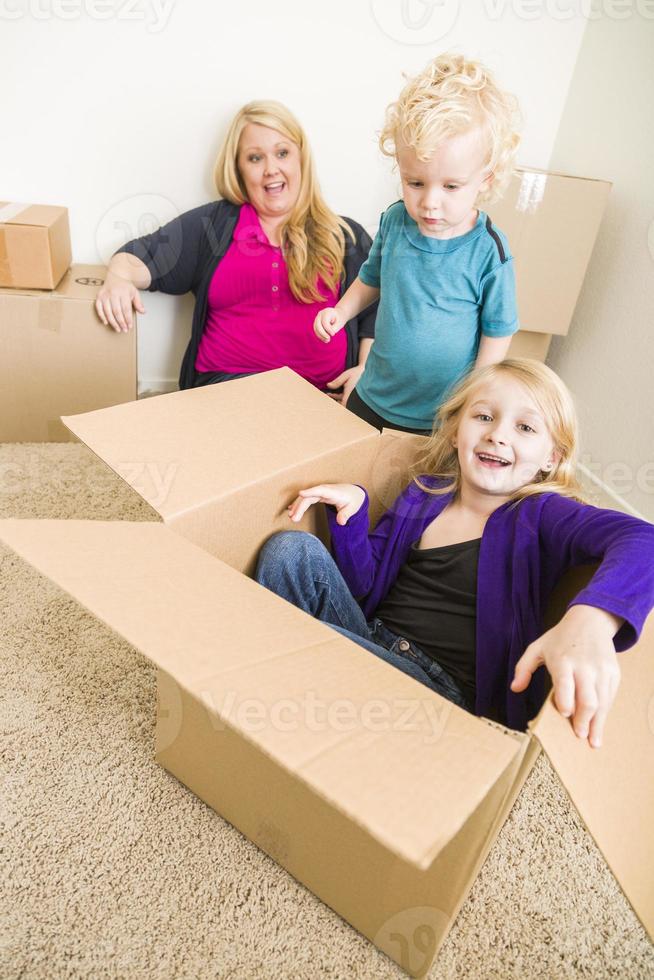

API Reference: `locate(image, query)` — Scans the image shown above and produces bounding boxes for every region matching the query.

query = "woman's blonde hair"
[411,358,586,504]
[214,100,354,303]
[380,52,521,204]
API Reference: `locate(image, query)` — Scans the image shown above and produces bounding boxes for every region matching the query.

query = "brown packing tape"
[0,202,32,223]
[0,228,15,287]
[37,298,63,333]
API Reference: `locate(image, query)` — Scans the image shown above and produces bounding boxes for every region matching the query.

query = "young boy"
[315,53,522,434]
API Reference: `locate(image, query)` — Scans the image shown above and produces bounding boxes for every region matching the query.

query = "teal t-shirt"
[357,201,519,430]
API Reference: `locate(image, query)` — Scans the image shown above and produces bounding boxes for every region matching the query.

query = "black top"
[375,537,481,707]
[115,199,377,390]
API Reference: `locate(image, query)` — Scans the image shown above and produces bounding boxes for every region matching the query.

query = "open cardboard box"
[1,369,651,976]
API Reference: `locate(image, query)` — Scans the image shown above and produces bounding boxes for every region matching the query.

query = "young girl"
[314,53,521,434]
[256,359,654,747]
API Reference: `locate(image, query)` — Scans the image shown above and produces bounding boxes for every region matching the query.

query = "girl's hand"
[511,604,623,749]
[314,307,345,343]
[288,484,365,526]
[325,366,364,405]
[95,271,146,332]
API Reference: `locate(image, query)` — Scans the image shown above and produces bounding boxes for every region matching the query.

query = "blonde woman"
[256,359,654,743]
[96,101,376,398]
[314,52,522,433]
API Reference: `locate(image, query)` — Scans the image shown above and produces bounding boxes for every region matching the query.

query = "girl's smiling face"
[452,376,560,501]
[237,122,302,222]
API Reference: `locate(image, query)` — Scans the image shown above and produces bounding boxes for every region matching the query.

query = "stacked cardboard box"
[0,369,651,977]
[488,168,612,360]
[0,201,72,290]
[0,203,136,442]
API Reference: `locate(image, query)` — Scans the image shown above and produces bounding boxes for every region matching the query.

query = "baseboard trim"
[577,462,646,520]
[138,380,179,398]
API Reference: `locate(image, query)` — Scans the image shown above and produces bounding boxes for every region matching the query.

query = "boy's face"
[398,128,493,239]
[452,376,560,501]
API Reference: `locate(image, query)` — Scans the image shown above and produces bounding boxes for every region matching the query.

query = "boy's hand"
[288,484,365,525]
[511,604,623,749]
[314,307,346,343]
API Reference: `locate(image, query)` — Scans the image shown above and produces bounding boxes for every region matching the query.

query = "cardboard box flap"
[530,623,654,940]
[0,517,523,871]
[62,369,379,521]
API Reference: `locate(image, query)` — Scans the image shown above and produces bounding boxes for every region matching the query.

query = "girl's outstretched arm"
[539,494,654,647]
[515,494,654,747]
[511,605,623,749]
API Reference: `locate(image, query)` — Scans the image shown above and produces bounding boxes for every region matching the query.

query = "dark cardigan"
[115,199,377,390]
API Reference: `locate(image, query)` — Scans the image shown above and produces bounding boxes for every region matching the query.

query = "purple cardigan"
[327,477,654,731]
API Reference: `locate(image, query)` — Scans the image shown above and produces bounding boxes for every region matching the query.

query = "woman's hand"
[325,366,364,405]
[288,484,365,526]
[314,307,346,343]
[511,604,623,748]
[95,271,146,332]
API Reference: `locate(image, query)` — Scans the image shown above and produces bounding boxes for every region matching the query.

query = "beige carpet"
[1,443,652,980]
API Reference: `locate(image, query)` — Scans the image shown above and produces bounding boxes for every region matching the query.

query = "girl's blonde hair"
[412,358,586,504]
[380,52,521,204]
[214,100,354,303]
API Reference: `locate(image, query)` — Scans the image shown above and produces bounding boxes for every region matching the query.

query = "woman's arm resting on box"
[511,604,624,749]
[95,253,151,333]
[97,202,219,332]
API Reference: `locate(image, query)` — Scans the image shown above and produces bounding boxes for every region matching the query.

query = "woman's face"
[237,122,302,222]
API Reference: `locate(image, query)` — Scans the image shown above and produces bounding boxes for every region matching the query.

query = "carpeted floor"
[1,443,652,980]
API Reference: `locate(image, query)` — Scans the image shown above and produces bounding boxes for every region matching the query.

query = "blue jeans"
[255,531,471,711]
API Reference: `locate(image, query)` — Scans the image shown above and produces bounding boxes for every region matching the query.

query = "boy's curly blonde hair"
[380,53,521,204]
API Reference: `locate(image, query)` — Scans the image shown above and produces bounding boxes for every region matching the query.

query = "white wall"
[546,10,654,520]
[2,0,589,387]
